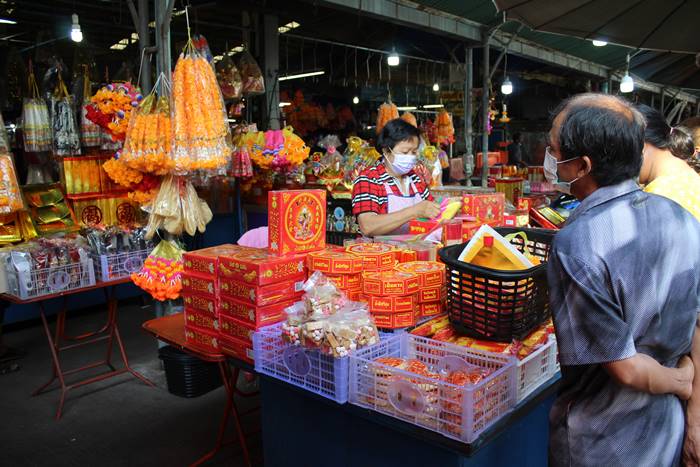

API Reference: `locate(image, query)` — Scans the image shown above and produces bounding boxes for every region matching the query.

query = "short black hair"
[637,104,695,160]
[377,118,420,153]
[552,93,644,187]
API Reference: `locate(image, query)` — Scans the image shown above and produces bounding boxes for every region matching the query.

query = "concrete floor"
[0,302,263,467]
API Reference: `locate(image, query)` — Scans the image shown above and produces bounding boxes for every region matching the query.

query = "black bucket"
[158,345,223,398]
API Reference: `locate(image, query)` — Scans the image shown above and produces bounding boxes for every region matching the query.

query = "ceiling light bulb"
[432,83,440,92]
[620,73,634,93]
[592,40,608,47]
[352,96,359,105]
[387,49,400,67]
[0,18,17,25]
[71,14,83,42]
[501,76,513,95]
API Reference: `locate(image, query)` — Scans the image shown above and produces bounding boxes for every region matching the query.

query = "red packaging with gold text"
[395,261,446,287]
[218,248,307,286]
[184,325,219,353]
[218,315,256,343]
[184,307,219,332]
[372,310,417,329]
[345,288,363,301]
[183,244,251,277]
[346,243,396,271]
[362,293,417,313]
[362,270,420,296]
[182,294,217,317]
[326,273,362,290]
[399,249,418,263]
[268,189,326,256]
[218,296,292,329]
[219,335,255,364]
[462,221,482,242]
[220,277,305,307]
[419,302,444,317]
[418,285,447,304]
[307,250,364,275]
[182,273,217,297]
[461,193,505,226]
[408,219,440,235]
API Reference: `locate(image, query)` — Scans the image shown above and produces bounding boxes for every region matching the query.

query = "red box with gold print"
[325,273,362,290]
[346,243,396,271]
[218,249,307,286]
[181,273,217,297]
[362,270,420,296]
[418,285,447,304]
[184,325,219,353]
[307,250,364,275]
[362,294,417,313]
[183,244,250,278]
[408,219,440,236]
[395,261,445,287]
[461,193,505,226]
[418,302,444,317]
[184,308,218,332]
[268,189,326,256]
[219,335,254,364]
[183,294,217,317]
[220,277,305,307]
[218,296,292,329]
[371,310,417,329]
[219,315,256,343]
[461,221,482,242]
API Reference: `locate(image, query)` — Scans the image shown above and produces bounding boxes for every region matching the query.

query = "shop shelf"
[6,259,96,300]
[92,249,149,282]
[516,336,558,402]
[253,322,350,404]
[349,333,517,444]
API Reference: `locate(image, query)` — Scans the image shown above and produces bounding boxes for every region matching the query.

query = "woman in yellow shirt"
[637,104,700,221]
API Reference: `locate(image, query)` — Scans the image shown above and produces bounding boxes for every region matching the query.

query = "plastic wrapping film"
[121,91,174,176]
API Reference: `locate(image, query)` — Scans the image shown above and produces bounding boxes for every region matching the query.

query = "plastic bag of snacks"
[171,41,231,173]
[233,49,265,95]
[324,307,379,357]
[49,75,81,156]
[120,77,174,176]
[144,175,213,239]
[216,54,243,100]
[79,66,101,148]
[131,239,184,301]
[21,70,52,153]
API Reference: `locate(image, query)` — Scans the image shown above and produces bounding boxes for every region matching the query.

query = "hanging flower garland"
[86,82,142,142]
[245,127,310,172]
[131,239,184,301]
[376,102,399,134]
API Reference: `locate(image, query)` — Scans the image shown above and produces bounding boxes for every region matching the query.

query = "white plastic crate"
[253,321,350,404]
[6,260,96,300]
[349,333,517,443]
[516,336,558,402]
[92,249,149,282]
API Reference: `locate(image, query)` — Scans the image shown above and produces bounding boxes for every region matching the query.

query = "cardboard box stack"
[307,250,364,301]
[360,270,421,328]
[395,261,447,319]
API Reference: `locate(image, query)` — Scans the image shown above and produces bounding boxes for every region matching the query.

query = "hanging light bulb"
[387,48,400,67]
[432,83,440,92]
[501,76,513,95]
[352,96,359,104]
[592,40,607,47]
[620,73,634,93]
[71,14,83,42]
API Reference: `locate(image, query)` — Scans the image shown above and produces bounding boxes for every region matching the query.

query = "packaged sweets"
[362,270,420,296]
[216,55,243,100]
[182,244,250,277]
[307,249,364,275]
[233,50,265,95]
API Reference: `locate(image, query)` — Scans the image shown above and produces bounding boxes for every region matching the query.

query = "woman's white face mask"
[387,151,417,175]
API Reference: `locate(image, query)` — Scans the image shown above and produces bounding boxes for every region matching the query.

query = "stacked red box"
[307,249,364,301]
[461,192,505,227]
[361,270,421,328]
[395,261,447,319]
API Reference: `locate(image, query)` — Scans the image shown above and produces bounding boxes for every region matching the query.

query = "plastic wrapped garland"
[216,55,243,100]
[22,71,52,153]
[171,44,231,174]
[87,82,142,142]
[376,102,399,134]
[144,175,213,239]
[121,92,174,176]
[233,49,265,95]
[0,155,24,214]
[230,126,253,178]
[131,239,184,301]
[436,110,455,146]
[246,127,310,172]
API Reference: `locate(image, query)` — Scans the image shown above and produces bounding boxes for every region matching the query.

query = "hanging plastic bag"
[216,54,243,100]
[79,66,101,148]
[233,49,265,95]
[21,70,52,153]
[0,154,24,214]
[49,74,81,157]
[231,125,253,178]
[144,175,213,239]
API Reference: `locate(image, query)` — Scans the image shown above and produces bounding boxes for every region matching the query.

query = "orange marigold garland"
[436,109,455,146]
[121,92,174,176]
[86,82,141,142]
[103,157,143,187]
[244,126,310,172]
[131,239,184,301]
[376,102,399,134]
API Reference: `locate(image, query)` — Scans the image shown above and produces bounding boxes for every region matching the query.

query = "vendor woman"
[351,119,441,237]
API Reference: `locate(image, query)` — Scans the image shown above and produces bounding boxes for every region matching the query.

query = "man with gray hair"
[546,93,700,466]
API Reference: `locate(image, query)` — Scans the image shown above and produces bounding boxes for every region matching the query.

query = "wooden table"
[2,277,153,420]
[142,313,258,467]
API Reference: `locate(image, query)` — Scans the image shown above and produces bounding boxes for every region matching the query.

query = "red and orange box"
[325,273,362,290]
[461,192,505,226]
[346,243,396,271]
[307,250,364,275]
[184,308,218,332]
[218,248,307,287]
[418,285,447,304]
[218,296,292,329]
[345,288,363,301]
[408,219,440,235]
[362,270,420,296]
[268,189,326,256]
[181,273,217,297]
[418,302,444,318]
[219,277,305,307]
[218,315,255,343]
[183,293,217,317]
[219,335,254,364]
[184,325,219,353]
[362,293,417,313]
[183,244,253,278]
[461,220,482,242]
[395,261,446,287]
[372,310,417,329]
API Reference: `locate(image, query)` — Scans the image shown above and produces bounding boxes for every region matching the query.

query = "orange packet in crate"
[268,189,326,256]
[218,248,307,286]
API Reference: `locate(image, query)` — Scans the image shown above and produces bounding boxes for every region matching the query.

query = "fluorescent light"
[279,102,291,107]
[387,48,400,67]
[592,40,608,47]
[432,83,440,92]
[501,76,513,95]
[279,21,300,34]
[131,32,139,42]
[423,104,444,109]
[352,96,359,105]
[279,70,325,81]
[620,73,634,93]
[0,18,17,25]
[397,106,416,111]
[71,14,83,43]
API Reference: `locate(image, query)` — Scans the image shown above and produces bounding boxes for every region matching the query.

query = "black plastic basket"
[438,227,556,342]
[158,345,223,398]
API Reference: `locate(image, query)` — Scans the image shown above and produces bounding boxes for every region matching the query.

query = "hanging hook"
[329,44,333,83]
[354,48,358,88]
[366,52,371,87]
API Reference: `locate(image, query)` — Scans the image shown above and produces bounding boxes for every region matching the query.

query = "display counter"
[260,372,558,467]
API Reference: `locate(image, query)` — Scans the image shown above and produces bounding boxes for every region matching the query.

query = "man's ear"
[579,156,593,177]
